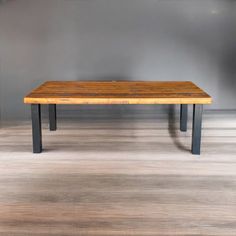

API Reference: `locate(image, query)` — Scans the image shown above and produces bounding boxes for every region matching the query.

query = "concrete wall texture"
[0,0,236,120]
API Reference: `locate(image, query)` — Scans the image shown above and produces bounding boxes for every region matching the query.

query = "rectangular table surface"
[24,81,212,105]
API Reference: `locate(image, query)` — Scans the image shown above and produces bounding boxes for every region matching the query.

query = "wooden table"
[24,81,212,155]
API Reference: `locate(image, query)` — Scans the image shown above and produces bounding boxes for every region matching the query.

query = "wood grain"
[24,81,212,104]
[0,113,236,235]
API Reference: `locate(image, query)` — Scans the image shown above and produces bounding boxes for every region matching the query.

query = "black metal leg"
[49,104,57,131]
[180,104,188,132]
[31,104,42,153]
[192,104,203,155]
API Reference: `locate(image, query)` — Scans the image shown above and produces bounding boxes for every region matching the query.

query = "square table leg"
[180,104,188,132]
[191,104,203,155]
[49,104,57,131]
[31,104,42,153]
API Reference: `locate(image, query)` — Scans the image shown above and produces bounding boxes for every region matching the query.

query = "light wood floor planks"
[0,112,236,235]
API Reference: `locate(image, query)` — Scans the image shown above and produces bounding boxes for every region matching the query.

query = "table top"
[24,81,212,105]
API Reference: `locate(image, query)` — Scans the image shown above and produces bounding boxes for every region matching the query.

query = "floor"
[0,112,236,235]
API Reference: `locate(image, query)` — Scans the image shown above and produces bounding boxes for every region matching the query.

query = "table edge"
[24,97,212,105]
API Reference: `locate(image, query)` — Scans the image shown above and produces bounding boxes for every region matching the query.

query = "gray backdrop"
[0,0,236,121]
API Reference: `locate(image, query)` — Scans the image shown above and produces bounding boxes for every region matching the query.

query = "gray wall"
[0,0,236,121]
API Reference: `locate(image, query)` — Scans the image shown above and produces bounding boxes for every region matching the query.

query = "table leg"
[191,104,203,155]
[180,104,188,132]
[49,104,57,131]
[31,104,42,153]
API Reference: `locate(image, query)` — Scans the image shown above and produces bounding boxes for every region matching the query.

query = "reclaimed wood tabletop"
[24,81,212,105]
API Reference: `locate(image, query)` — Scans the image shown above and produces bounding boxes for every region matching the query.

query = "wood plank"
[24,81,212,104]
[0,114,236,235]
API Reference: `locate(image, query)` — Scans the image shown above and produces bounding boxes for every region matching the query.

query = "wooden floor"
[0,112,236,235]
